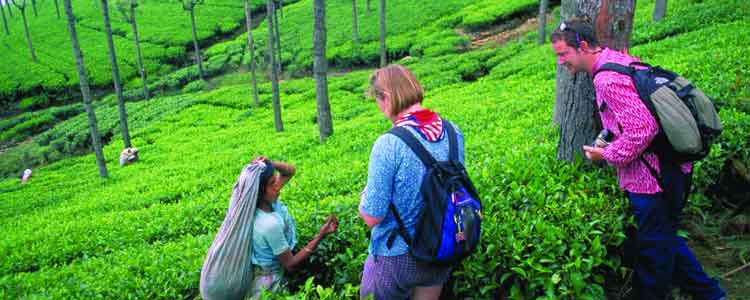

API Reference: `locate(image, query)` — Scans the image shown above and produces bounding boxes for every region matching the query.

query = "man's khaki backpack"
[594,62,722,164]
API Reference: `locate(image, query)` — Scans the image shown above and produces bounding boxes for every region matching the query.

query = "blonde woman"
[359,65,466,300]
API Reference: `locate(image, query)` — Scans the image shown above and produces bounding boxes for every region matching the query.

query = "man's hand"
[583,145,605,162]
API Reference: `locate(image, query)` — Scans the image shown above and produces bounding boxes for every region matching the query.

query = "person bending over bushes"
[550,18,726,300]
[249,157,339,299]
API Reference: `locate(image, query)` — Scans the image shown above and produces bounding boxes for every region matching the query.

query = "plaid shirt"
[592,48,691,194]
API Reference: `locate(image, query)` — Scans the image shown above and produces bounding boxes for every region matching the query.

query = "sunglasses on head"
[559,22,582,48]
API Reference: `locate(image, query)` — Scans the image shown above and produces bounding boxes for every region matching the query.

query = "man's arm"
[595,76,659,166]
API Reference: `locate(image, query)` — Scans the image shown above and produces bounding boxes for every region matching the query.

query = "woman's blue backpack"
[387,120,482,265]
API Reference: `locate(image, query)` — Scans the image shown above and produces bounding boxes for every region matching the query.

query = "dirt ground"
[688,221,750,300]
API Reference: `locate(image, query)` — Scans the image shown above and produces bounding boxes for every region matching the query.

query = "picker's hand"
[582,145,604,162]
[318,215,339,236]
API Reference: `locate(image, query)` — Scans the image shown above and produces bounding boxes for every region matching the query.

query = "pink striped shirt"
[592,48,691,194]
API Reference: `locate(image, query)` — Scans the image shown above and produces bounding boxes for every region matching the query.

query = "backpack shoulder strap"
[593,62,637,79]
[443,120,459,162]
[387,202,413,249]
[388,126,438,167]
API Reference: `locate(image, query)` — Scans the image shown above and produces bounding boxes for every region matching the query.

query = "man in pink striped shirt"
[550,19,726,300]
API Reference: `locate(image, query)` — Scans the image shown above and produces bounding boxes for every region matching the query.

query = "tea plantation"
[0,0,748,299]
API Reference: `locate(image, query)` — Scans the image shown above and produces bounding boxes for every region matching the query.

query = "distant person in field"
[550,18,726,300]
[119,147,139,166]
[249,157,338,299]
[20,168,32,184]
[359,64,466,300]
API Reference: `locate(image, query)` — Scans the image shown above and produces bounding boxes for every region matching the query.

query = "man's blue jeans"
[628,169,726,300]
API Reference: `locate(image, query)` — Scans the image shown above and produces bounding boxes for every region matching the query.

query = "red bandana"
[394,109,444,142]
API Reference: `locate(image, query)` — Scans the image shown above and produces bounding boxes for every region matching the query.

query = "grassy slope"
[0,0,749,299]
[0,0,273,106]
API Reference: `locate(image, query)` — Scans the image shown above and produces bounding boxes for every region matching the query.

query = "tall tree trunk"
[189,7,204,81]
[378,0,386,67]
[267,0,283,132]
[351,0,359,57]
[6,1,13,18]
[1,2,9,35]
[30,0,35,17]
[538,0,547,45]
[130,0,149,99]
[554,0,635,162]
[653,0,666,22]
[313,0,332,141]
[593,0,635,51]
[15,4,37,62]
[53,0,60,18]
[101,0,131,148]
[64,0,108,178]
[273,4,282,74]
[244,0,259,107]
[278,0,283,18]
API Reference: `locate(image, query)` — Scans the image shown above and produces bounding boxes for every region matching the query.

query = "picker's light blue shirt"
[251,200,297,270]
[360,125,464,257]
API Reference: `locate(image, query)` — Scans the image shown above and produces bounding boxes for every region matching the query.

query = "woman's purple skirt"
[360,254,451,300]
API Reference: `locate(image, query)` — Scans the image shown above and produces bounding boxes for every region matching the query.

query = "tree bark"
[5,1,13,18]
[130,0,149,99]
[653,0,666,22]
[594,0,635,51]
[313,0,332,141]
[351,0,359,57]
[244,0,260,108]
[12,1,37,62]
[64,0,108,178]
[273,4,282,74]
[101,0,131,148]
[554,0,635,162]
[1,1,9,35]
[53,0,60,18]
[538,0,547,45]
[188,5,204,81]
[378,0,386,67]
[267,0,283,132]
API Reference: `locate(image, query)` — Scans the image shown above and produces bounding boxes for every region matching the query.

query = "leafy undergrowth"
[1,0,749,299]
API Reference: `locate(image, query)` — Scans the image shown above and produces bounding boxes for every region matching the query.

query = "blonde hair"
[367,64,424,117]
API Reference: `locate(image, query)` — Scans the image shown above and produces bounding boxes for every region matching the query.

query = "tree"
[351,0,359,57]
[553,0,635,162]
[378,0,385,67]
[266,0,283,132]
[653,0,666,22]
[244,0,259,107]
[116,0,150,99]
[538,0,548,45]
[1,0,9,35]
[53,0,60,18]
[5,0,14,18]
[313,0,332,141]
[29,0,35,17]
[181,0,204,81]
[63,0,108,178]
[272,1,281,74]
[100,0,131,149]
[11,0,37,62]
